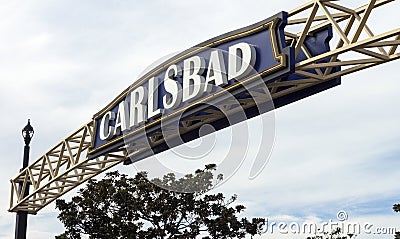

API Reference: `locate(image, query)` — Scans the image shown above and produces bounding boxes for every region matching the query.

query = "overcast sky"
[1,0,400,238]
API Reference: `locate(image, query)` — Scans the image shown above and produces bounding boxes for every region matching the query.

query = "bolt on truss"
[9,122,127,214]
[9,0,400,214]
[268,0,400,98]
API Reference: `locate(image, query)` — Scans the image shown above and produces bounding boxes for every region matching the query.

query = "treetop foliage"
[56,164,265,239]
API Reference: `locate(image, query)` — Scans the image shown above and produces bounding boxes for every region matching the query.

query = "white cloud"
[1,0,400,238]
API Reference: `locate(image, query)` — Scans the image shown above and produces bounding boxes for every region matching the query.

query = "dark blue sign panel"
[88,11,340,157]
[89,12,295,155]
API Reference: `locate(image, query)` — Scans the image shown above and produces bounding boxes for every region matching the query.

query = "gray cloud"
[1,0,400,238]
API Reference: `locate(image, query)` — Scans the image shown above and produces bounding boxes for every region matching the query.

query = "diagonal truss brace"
[9,122,127,214]
[269,0,400,98]
[9,0,400,214]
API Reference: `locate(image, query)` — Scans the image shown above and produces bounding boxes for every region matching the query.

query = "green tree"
[394,204,400,239]
[55,164,265,239]
[306,227,349,239]
[394,204,400,213]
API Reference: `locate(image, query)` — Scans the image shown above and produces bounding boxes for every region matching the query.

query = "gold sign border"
[89,16,288,154]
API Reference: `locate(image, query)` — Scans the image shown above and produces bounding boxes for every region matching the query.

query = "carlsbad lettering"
[99,42,256,140]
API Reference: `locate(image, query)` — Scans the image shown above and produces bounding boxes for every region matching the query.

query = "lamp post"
[15,119,34,239]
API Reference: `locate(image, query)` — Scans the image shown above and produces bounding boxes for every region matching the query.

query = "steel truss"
[9,123,126,214]
[270,0,400,98]
[9,0,400,214]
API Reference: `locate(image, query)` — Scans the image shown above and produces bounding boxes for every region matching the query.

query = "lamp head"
[22,119,34,145]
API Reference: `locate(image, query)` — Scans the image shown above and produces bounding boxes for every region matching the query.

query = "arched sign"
[14,0,400,215]
[88,12,340,161]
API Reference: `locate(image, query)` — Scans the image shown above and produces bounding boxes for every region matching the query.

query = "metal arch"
[9,0,400,214]
[267,0,400,99]
[9,122,127,214]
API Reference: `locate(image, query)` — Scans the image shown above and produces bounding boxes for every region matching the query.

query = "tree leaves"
[306,227,348,239]
[394,204,400,239]
[56,165,265,239]
[393,204,400,213]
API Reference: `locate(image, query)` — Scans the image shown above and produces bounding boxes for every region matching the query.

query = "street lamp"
[22,120,34,144]
[15,119,34,239]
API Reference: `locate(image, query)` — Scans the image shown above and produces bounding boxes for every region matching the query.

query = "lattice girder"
[9,0,400,214]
